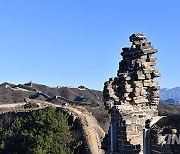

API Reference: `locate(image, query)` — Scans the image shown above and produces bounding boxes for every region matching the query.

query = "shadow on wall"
[101,111,141,154]
[150,115,180,154]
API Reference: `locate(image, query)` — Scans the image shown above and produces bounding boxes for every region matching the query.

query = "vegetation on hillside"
[0,107,82,154]
[158,102,180,116]
[23,102,39,109]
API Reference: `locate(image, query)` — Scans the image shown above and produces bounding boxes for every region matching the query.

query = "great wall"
[0,101,105,154]
[0,84,105,154]
[1,34,180,154]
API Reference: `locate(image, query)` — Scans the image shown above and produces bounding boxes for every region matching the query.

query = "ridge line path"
[0,101,105,154]
[63,105,105,154]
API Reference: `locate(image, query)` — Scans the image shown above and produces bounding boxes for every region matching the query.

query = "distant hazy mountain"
[160,87,180,101]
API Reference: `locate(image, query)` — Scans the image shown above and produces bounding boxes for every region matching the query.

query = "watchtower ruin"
[103,33,160,153]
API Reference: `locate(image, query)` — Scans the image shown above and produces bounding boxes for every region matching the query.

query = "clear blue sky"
[0,0,180,90]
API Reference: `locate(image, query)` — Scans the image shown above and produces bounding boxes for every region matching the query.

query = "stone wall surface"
[149,116,180,154]
[103,34,160,154]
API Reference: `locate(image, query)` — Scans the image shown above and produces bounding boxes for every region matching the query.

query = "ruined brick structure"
[149,116,180,154]
[103,34,160,154]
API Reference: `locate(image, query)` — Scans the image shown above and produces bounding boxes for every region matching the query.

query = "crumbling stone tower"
[103,34,160,154]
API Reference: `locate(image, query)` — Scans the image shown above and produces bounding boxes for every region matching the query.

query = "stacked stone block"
[104,34,160,108]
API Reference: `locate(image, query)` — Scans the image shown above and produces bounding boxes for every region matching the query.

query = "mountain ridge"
[160,87,180,101]
[0,82,103,105]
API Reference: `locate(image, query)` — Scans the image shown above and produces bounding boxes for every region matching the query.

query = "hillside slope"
[0,82,103,106]
[0,82,110,132]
